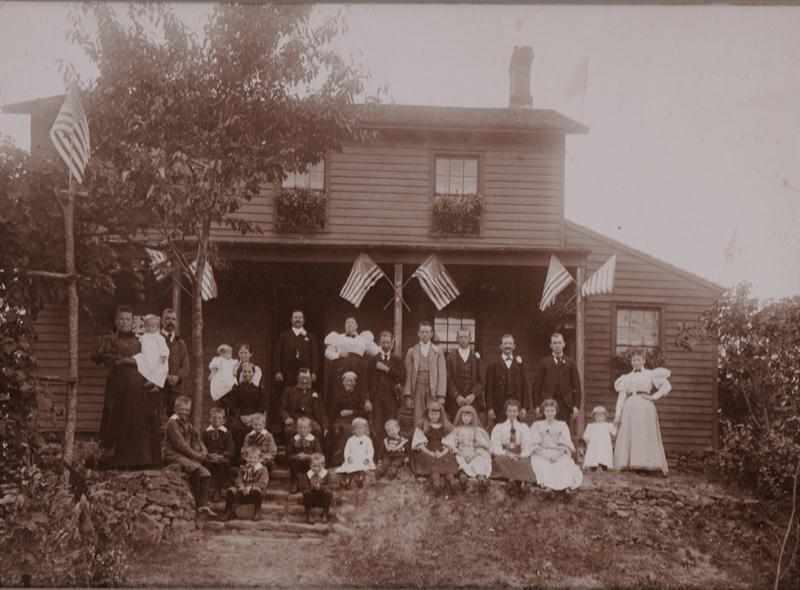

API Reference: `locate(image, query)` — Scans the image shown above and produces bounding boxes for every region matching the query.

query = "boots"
[192,471,216,516]
[223,491,236,521]
[252,492,263,521]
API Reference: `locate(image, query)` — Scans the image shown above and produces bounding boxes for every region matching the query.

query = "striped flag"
[581,255,617,297]
[539,255,574,311]
[49,84,90,184]
[188,260,218,301]
[412,255,460,311]
[340,253,387,308]
[145,248,171,282]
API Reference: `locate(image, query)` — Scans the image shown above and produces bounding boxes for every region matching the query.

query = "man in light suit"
[403,321,447,423]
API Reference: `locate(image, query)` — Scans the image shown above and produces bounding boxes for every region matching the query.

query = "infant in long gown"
[134,314,169,388]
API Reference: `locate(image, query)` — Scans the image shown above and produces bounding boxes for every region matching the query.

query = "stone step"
[201,517,331,536]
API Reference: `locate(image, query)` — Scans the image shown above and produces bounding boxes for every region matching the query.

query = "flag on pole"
[49,84,90,184]
[539,255,574,311]
[412,255,460,311]
[581,254,617,297]
[339,253,388,308]
[188,260,218,301]
[145,248,171,281]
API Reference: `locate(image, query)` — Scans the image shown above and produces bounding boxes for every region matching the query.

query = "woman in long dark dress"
[94,306,161,468]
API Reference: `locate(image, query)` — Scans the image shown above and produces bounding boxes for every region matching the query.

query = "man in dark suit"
[366,330,406,458]
[485,334,530,428]
[533,332,582,427]
[281,368,325,439]
[445,328,484,420]
[273,309,319,390]
[160,308,190,419]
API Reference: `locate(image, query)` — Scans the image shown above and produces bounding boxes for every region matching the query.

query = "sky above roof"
[1,3,798,299]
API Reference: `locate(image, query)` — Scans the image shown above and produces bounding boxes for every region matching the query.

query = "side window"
[615,308,660,354]
[282,160,325,191]
[434,157,478,196]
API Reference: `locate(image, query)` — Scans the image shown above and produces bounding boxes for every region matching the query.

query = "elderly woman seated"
[326,370,371,466]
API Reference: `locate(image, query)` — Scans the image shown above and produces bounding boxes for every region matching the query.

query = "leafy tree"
[69,3,367,426]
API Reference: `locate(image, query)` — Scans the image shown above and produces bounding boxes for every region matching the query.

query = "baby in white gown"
[134,314,169,388]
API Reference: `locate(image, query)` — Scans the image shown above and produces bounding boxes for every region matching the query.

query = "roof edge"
[565,219,726,294]
[2,94,65,114]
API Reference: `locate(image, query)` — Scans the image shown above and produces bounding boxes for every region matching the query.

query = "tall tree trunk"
[191,222,210,431]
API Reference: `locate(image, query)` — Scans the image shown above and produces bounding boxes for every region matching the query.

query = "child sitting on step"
[375,418,408,480]
[202,406,236,501]
[224,445,270,521]
[287,416,323,494]
[241,412,277,472]
[299,452,334,524]
[444,405,492,493]
[336,417,375,489]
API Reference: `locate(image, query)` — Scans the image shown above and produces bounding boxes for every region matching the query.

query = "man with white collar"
[485,334,530,428]
[533,332,581,428]
[445,328,484,420]
[160,308,190,419]
[273,309,319,403]
[367,330,406,457]
[403,321,447,423]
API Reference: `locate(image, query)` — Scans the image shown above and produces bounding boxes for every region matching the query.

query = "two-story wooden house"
[3,47,722,453]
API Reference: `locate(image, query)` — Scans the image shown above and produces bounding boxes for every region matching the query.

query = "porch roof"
[219,241,591,267]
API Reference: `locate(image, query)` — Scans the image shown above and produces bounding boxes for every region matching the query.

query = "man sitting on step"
[224,445,270,522]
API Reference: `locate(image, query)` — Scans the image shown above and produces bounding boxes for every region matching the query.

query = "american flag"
[539,255,574,311]
[49,84,90,184]
[188,259,218,301]
[581,254,617,297]
[145,248,171,282]
[412,255,460,311]
[340,253,387,308]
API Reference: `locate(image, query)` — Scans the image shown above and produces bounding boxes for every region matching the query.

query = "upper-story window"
[435,157,478,195]
[282,161,325,191]
[615,307,661,354]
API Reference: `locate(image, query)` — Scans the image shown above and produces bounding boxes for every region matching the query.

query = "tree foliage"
[69,3,368,425]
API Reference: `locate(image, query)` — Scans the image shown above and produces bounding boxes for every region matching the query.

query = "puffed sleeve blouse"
[614,368,671,420]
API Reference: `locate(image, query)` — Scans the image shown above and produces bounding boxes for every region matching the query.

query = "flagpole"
[393,264,404,353]
[574,262,586,441]
[63,172,80,465]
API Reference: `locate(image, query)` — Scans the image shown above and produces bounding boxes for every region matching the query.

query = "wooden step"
[201,517,331,536]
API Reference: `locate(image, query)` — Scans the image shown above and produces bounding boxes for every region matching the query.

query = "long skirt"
[530,452,583,491]
[455,451,492,478]
[614,395,668,474]
[411,450,459,476]
[99,364,161,468]
[492,455,536,483]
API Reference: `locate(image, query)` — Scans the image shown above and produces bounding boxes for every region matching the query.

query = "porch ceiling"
[219,242,591,267]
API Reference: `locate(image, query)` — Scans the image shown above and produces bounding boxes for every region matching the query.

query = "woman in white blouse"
[613,350,672,475]
[529,399,583,492]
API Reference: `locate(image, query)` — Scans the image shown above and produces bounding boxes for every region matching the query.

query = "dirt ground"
[128,469,784,589]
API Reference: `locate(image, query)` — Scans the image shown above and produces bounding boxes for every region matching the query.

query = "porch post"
[575,263,586,436]
[171,263,182,334]
[393,263,403,354]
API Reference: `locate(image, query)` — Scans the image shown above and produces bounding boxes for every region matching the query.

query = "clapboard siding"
[565,221,722,452]
[211,135,565,249]
[32,306,107,433]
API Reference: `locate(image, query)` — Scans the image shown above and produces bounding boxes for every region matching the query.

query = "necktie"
[510,422,516,446]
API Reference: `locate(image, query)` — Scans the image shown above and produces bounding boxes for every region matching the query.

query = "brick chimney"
[508,46,534,109]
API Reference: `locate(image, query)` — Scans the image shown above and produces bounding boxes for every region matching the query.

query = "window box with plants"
[431,192,483,235]
[274,187,327,233]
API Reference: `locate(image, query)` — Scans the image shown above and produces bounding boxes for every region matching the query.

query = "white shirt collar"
[294,433,315,442]
[206,425,228,433]
[307,468,328,479]
[420,341,431,355]
[458,347,470,362]
[292,327,307,336]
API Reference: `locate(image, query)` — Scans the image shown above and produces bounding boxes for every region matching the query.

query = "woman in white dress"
[613,350,672,475]
[529,399,583,492]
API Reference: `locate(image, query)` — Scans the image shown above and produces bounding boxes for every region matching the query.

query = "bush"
[431,193,483,235]
[275,188,327,233]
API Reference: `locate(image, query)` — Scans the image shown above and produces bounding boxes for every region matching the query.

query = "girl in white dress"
[337,417,375,489]
[582,405,616,471]
[443,405,492,492]
[613,350,672,475]
[530,399,583,492]
[209,344,238,401]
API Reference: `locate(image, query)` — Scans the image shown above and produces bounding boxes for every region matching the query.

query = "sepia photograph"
[0,1,798,588]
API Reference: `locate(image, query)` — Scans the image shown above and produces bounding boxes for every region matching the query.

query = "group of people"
[95,306,673,521]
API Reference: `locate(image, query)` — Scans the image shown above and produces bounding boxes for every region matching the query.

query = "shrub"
[275,188,327,233]
[431,193,483,235]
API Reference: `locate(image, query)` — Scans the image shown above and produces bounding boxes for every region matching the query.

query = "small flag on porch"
[539,255,574,311]
[581,254,617,297]
[145,248,171,282]
[49,84,90,184]
[188,260,218,301]
[340,253,387,308]
[412,255,460,311]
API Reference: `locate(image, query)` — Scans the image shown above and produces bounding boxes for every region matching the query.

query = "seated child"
[223,445,270,521]
[287,416,323,494]
[490,398,536,498]
[375,418,408,480]
[444,405,492,493]
[162,395,215,515]
[202,406,236,501]
[299,452,335,524]
[241,412,277,471]
[234,344,263,387]
[134,314,169,388]
[582,405,616,471]
[411,401,459,496]
[336,417,375,489]
[209,343,238,401]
